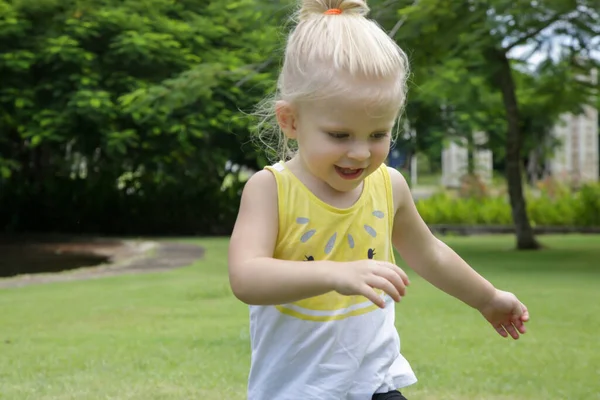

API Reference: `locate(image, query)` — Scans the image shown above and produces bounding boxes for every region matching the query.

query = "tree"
[404,57,507,172]
[516,58,596,183]
[0,0,281,234]
[377,0,599,249]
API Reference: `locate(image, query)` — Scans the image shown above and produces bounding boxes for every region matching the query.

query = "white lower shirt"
[247,295,418,400]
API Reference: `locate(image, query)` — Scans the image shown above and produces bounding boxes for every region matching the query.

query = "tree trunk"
[491,50,541,250]
[467,132,475,175]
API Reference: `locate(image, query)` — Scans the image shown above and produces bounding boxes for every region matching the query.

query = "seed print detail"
[301,230,316,243]
[364,225,377,238]
[325,233,337,255]
[368,248,376,259]
[347,234,355,249]
[296,209,380,252]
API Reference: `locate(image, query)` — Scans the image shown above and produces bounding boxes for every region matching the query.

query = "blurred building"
[548,69,599,184]
[441,132,493,188]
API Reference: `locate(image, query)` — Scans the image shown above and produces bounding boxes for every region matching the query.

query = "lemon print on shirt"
[275,210,388,322]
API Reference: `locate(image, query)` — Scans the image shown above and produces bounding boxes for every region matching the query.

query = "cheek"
[371,140,391,159]
[304,138,341,160]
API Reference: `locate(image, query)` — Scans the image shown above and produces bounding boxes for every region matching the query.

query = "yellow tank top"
[247,162,418,399]
[265,161,397,320]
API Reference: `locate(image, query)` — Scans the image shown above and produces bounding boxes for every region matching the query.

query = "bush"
[574,183,600,227]
[0,0,280,235]
[416,180,600,227]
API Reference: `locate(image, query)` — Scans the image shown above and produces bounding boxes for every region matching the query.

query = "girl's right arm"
[227,170,408,308]
[227,170,339,305]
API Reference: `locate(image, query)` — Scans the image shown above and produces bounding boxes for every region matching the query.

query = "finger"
[520,304,530,322]
[494,324,508,338]
[376,267,407,297]
[367,276,401,302]
[511,315,527,334]
[361,284,386,308]
[381,262,410,287]
[503,323,520,340]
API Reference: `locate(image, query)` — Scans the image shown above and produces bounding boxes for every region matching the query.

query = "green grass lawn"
[1,235,599,400]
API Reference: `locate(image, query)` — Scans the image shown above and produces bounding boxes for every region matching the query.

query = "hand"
[331,260,410,308]
[478,289,530,340]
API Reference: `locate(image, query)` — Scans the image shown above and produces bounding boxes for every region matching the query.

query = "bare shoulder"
[242,168,278,200]
[228,169,279,271]
[386,166,411,213]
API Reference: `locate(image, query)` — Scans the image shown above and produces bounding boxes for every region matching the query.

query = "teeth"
[339,167,360,174]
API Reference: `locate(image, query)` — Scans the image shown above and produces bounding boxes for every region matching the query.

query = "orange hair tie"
[324,8,342,15]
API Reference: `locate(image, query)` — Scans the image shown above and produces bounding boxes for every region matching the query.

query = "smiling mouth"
[335,166,365,180]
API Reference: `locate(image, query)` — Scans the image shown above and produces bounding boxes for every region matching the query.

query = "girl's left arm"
[387,166,496,310]
[387,166,529,340]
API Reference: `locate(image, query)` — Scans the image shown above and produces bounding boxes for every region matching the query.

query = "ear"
[275,100,298,140]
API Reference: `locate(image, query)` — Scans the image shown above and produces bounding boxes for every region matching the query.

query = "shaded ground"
[0,236,205,289]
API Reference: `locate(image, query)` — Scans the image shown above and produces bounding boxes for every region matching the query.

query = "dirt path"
[0,240,205,289]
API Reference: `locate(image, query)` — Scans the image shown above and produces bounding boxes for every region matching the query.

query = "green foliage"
[417,182,600,227]
[0,0,282,234]
[574,184,600,227]
[380,0,599,168]
[416,191,513,226]
[375,0,599,248]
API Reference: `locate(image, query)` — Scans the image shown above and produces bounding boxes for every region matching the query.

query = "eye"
[371,132,389,139]
[327,132,349,139]
[367,248,376,259]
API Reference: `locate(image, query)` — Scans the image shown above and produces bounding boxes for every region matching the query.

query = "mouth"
[335,166,365,180]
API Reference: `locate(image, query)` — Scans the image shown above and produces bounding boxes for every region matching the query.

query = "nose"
[347,141,370,161]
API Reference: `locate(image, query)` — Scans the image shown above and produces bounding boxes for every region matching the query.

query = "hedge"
[416,181,600,228]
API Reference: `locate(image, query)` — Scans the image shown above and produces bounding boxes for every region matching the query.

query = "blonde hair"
[253,0,410,162]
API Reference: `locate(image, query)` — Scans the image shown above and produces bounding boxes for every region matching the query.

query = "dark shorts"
[372,390,408,400]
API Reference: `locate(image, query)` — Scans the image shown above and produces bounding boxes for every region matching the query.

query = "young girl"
[228,1,529,399]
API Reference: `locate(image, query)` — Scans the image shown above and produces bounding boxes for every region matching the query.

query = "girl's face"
[277,87,399,194]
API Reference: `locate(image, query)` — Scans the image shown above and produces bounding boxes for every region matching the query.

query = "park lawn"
[0,235,598,400]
